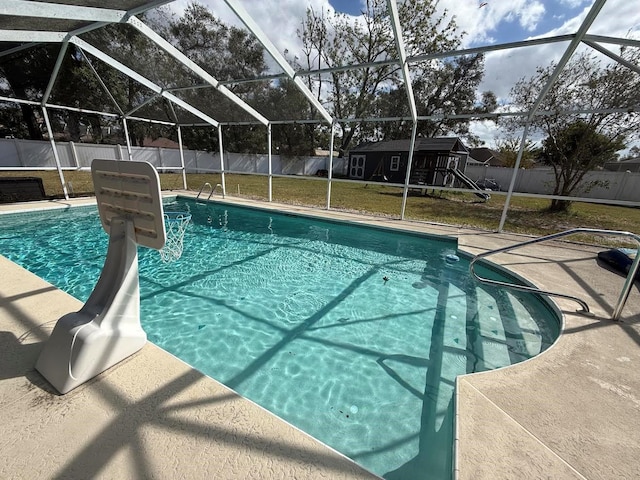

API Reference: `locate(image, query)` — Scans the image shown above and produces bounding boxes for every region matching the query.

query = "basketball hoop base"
[35,159,166,394]
[35,220,146,394]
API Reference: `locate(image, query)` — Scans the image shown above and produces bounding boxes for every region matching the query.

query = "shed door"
[350,155,365,179]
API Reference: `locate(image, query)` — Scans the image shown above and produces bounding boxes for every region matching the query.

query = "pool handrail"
[196,182,225,202]
[469,228,640,321]
[196,182,212,201]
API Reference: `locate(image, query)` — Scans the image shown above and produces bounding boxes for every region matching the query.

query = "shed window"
[390,155,400,172]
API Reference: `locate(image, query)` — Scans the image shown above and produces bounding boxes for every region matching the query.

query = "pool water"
[0,199,560,479]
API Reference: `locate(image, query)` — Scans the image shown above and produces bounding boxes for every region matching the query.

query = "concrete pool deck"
[1,194,639,479]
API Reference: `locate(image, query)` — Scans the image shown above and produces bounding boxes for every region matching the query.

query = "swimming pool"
[0,198,560,479]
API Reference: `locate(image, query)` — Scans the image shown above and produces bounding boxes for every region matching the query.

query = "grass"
[2,170,639,245]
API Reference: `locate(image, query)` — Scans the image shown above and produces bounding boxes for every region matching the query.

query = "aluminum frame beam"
[223,0,333,125]
[387,0,417,122]
[71,36,220,128]
[0,30,66,43]
[127,16,269,126]
[498,0,609,232]
[78,48,126,116]
[526,0,608,121]
[0,0,174,22]
[285,35,576,79]
[0,0,131,23]
[583,34,640,49]
[583,40,640,75]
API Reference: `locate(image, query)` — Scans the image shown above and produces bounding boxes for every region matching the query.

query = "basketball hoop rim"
[164,211,192,222]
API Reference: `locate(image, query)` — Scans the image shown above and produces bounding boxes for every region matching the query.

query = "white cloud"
[469,119,500,146]
[588,0,640,36]
[558,0,590,7]
[436,0,546,45]
[517,2,546,31]
[480,0,640,98]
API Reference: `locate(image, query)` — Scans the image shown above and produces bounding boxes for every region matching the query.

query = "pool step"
[472,286,513,371]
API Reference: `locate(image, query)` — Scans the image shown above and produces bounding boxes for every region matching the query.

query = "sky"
[170,0,640,148]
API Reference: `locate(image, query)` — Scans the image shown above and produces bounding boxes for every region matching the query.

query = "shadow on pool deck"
[1,195,639,479]
[0,253,381,479]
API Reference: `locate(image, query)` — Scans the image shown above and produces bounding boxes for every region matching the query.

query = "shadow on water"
[381,258,457,479]
[379,251,559,479]
[0,199,562,480]
[147,205,560,480]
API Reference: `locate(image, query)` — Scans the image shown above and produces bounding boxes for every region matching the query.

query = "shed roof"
[351,137,468,154]
[603,157,640,171]
[469,147,511,166]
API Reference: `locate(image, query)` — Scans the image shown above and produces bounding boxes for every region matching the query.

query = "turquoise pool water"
[0,198,560,479]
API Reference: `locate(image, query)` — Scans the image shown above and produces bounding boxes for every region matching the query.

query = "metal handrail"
[469,228,640,321]
[196,182,212,201]
[206,183,224,201]
[196,182,225,202]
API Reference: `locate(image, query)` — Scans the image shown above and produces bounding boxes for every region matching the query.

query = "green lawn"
[3,170,639,245]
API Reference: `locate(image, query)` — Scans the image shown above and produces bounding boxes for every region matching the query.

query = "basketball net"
[160,212,191,263]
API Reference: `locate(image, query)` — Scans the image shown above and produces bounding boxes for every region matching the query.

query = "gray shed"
[348,137,470,186]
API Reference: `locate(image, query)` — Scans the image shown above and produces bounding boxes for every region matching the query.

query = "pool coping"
[1,193,639,479]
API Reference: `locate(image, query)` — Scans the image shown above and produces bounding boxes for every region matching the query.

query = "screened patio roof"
[0,0,637,130]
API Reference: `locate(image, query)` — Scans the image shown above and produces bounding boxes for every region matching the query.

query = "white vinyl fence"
[466,165,640,202]
[0,138,638,201]
[0,138,347,176]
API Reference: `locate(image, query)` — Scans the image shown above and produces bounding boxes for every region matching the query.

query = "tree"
[505,48,640,211]
[494,137,539,169]
[0,8,178,143]
[299,0,494,155]
[0,3,273,151]
[170,2,270,152]
[0,44,61,140]
[257,78,325,156]
[542,121,623,211]
[369,55,496,143]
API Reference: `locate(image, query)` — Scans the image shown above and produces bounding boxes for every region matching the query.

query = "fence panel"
[71,142,120,167]
[183,151,219,172]
[226,153,258,173]
[157,148,183,169]
[467,164,640,201]
[4,138,634,201]
[0,140,20,166]
[16,139,58,168]
[130,146,159,165]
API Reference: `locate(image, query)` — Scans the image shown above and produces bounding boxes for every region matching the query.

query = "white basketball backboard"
[91,159,166,250]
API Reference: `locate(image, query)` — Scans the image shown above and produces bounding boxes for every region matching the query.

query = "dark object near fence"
[475,178,501,191]
[0,177,46,203]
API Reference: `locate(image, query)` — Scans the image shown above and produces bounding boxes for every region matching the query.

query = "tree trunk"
[339,127,355,157]
[20,104,44,140]
[548,198,572,212]
[67,111,81,142]
[89,116,102,143]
